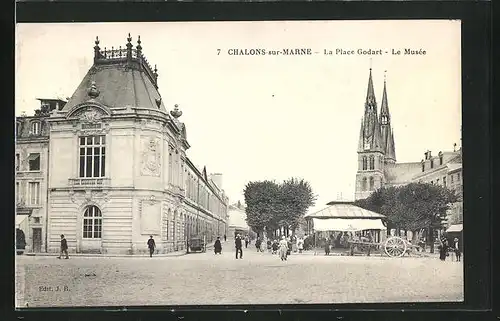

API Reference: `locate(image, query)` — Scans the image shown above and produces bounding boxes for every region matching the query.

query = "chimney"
[453,143,457,152]
[210,173,223,189]
[428,150,432,158]
[237,200,241,209]
[424,151,428,160]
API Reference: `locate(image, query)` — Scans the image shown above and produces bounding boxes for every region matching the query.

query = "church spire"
[365,68,377,111]
[380,71,390,121]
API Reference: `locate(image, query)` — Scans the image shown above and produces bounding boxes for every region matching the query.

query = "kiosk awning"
[446,224,463,233]
[312,218,386,232]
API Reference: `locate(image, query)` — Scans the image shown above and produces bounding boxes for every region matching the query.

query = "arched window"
[362,156,367,170]
[369,156,375,170]
[83,205,102,239]
[362,177,367,191]
[369,177,375,190]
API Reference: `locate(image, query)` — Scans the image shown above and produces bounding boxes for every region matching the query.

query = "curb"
[22,244,216,258]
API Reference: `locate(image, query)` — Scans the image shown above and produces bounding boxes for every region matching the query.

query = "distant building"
[16,34,229,254]
[16,98,67,253]
[354,68,463,227]
[227,201,250,237]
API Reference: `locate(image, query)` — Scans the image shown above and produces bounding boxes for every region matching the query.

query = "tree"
[243,180,280,236]
[355,183,458,253]
[243,178,316,238]
[277,178,316,234]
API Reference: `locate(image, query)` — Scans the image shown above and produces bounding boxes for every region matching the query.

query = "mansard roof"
[62,34,167,113]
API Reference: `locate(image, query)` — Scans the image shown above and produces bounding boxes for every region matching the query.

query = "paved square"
[16,248,463,307]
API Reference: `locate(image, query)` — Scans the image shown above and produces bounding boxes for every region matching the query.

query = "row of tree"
[243,178,316,238]
[354,182,459,253]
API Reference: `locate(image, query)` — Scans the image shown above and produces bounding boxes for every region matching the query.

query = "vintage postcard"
[15,20,462,307]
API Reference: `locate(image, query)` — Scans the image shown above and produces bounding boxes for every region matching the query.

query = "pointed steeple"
[380,71,390,122]
[365,68,377,111]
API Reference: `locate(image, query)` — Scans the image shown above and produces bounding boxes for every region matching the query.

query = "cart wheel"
[384,236,407,258]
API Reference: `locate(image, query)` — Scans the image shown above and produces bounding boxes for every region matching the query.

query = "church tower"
[379,73,396,164]
[355,69,385,201]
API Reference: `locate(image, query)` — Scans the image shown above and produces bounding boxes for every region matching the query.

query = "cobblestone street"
[16,244,463,307]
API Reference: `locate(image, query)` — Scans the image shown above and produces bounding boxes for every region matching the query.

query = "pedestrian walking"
[438,238,448,261]
[235,234,243,259]
[297,237,304,254]
[147,235,156,257]
[279,236,288,261]
[224,234,227,242]
[214,236,222,254]
[287,237,292,256]
[57,234,69,259]
[267,239,272,252]
[324,237,331,256]
[244,235,249,248]
[272,240,279,254]
[453,237,461,262]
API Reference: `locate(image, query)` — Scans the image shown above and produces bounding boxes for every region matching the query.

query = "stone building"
[42,34,228,254]
[354,69,463,226]
[16,98,67,253]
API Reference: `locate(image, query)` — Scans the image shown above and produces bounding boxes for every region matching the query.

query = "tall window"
[439,155,443,165]
[16,182,20,203]
[28,153,40,171]
[31,121,40,135]
[28,182,40,205]
[16,122,21,136]
[83,205,102,238]
[443,176,447,187]
[79,136,106,178]
[421,161,425,172]
[451,175,454,183]
[168,149,173,184]
[457,173,461,181]
[369,177,374,190]
[369,156,375,170]
[15,154,20,171]
[362,177,367,191]
[362,156,367,170]
[430,159,434,169]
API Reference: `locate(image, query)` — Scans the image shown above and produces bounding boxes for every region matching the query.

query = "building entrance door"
[32,228,42,252]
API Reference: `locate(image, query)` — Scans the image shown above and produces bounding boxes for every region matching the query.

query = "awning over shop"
[446,224,463,233]
[312,218,386,232]
[16,214,29,228]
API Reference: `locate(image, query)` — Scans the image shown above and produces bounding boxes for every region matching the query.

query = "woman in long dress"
[279,236,288,261]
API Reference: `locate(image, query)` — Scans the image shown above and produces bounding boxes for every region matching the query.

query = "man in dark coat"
[224,234,227,242]
[214,237,222,254]
[58,234,69,259]
[147,235,156,257]
[235,234,243,259]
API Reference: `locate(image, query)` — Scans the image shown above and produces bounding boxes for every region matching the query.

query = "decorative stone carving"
[141,137,161,176]
[91,190,110,202]
[79,107,102,124]
[69,190,76,203]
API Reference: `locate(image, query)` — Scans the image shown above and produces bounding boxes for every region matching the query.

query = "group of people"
[438,236,461,262]
[232,234,305,261]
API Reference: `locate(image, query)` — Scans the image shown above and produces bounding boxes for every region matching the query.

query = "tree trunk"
[428,226,435,253]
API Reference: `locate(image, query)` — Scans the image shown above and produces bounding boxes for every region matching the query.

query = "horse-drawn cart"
[348,236,422,258]
[187,236,206,254]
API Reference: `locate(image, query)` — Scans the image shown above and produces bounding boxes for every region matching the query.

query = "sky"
[16,21,461,215]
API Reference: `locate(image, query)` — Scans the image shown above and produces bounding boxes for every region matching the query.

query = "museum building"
[17,34,229,254]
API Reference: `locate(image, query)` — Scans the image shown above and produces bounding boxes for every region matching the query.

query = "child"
[453,237,461,262]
